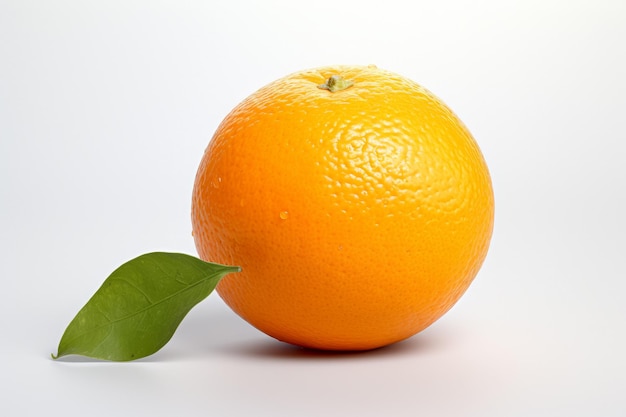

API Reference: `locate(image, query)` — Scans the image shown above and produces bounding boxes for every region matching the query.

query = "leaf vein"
[110,277,153,304]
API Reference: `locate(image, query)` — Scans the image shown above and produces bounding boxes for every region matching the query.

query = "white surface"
[2,1,625,416]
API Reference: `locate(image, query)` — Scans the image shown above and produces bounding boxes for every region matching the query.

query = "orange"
[191,65,494,350]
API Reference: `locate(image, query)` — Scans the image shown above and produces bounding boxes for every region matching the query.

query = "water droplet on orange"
[279,211,289,220]
[211,177,222,188]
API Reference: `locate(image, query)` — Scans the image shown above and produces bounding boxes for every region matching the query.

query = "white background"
[2,0,625,415]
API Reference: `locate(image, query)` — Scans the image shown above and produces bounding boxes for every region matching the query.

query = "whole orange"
[192,65,494,350]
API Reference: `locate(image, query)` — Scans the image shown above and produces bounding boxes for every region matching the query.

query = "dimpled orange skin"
[192,65,494,351]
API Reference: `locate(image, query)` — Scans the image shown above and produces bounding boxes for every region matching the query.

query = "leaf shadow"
[51,355,109,363]
[50,351,177,363]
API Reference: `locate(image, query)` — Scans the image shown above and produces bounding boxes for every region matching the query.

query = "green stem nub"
[318,75,354,92]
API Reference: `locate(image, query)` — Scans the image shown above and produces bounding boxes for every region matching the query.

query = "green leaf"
[52,252,240,361]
